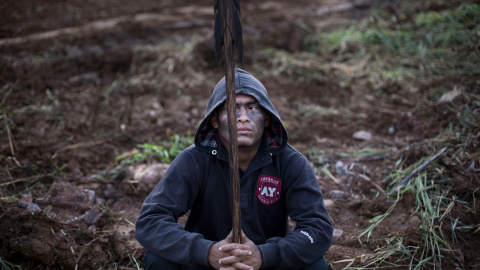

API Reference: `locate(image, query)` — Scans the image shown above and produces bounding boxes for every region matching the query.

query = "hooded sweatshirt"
[135,69,333,269]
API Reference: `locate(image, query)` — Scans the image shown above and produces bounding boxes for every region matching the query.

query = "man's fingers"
[219,243,251,252]
[226,230,234,242]
[218,255,240,265]
[220,261,253,270]
[219,260,253,270]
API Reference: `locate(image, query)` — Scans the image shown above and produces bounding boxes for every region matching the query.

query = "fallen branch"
[388,146,448,195]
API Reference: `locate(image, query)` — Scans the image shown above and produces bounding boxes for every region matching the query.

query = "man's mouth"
[237,128,252,135]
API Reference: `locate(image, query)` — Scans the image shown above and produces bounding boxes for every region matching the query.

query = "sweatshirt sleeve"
[135,150,214,266]
[258,154,333,269]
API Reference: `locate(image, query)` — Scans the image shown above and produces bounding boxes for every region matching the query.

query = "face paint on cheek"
[247,111,265,125]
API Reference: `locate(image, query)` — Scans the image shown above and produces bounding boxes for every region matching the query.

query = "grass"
[259,3,480,97]
[357,169,460,269]
[353,125,479,269]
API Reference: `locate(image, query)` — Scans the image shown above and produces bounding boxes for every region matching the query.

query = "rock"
[437,87,464,105]
[353,130,372,141]
[95,197,106,206]
[88,225,98,234]
[329,190,345,199]
[27,203,41,212]
[441,156,456,166]
[83,209,100,225]
[333,228,344,238]
[46,181,93,210]
[19,193,33,208]
[83,189,96,205]
[119,163,170,196]
[437,87,469,116]
[323,199,334,208]
[103,184,116,199]
[335,160,349,176]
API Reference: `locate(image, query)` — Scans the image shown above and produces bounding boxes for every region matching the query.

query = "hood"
[194,68,288,155]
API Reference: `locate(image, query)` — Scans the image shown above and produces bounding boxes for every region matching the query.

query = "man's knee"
[143,252,180,270]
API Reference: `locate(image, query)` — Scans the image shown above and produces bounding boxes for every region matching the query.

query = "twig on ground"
[320,152,397,164]
[52,140,107,159]
[388,147,448,195]
[357,173,386,195]
[75,236,102,270]
[4,114,15,156]
[0,174,49,187]
[322,166,340,184]
[57,140,107,152]
[3,113,21,167]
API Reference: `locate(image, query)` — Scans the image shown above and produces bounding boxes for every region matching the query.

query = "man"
[135,69,333,270]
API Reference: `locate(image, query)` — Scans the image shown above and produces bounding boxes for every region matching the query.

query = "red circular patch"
[256,175,282,205]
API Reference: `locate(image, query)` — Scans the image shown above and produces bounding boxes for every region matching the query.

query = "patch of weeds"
[115,134,193,165]
[360,236,418,269]
[360,171,458,268]
[99,134,193,181]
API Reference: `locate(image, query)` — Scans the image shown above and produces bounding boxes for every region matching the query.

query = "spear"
[214,0,244,243]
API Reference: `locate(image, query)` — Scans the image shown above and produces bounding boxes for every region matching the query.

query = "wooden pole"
[222,0,241,244]
[214,0,243,243]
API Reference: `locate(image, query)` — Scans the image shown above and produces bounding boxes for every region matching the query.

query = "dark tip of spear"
[214,0,244,68]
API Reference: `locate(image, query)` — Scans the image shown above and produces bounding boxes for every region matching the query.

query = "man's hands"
[208,230,262,270]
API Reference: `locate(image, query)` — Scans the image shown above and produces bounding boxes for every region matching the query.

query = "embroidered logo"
[300,230,314,244]
[256,175,281,205]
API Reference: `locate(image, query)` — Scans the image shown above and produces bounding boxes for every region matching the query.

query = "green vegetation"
[115,134,194,165]
[260,3,480,95]
[94,134,194,188]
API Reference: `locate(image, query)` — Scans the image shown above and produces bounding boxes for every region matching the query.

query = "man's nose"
[236,107,249,122]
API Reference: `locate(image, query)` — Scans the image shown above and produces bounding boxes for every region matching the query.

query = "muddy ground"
[1,0,479,269]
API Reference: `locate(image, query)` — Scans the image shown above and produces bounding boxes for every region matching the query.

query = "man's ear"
[265,113,270,127]
[211,111,218,128]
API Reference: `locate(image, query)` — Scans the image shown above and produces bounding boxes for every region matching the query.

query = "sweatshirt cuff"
[191,238,215,266]
[257,242,279,269]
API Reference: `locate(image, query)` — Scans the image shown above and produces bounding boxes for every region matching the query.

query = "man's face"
[211,94,270,150]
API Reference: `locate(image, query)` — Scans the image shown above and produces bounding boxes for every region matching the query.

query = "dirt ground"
[1,0,479,269]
